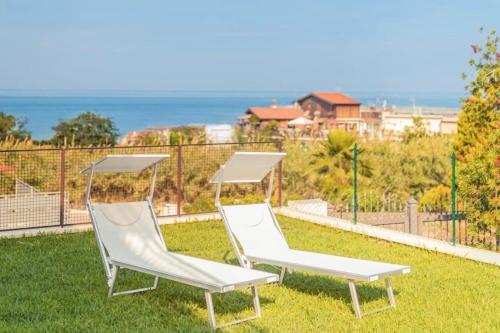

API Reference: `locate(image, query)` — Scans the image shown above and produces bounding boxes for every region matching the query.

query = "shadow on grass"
[105,270,272,332]
[282,271,396,306]
[157,279,272,314]
[222,258,397,309]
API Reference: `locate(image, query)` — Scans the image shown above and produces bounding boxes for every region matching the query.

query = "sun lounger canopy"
[211,152,285,183]
[81,154,169,174]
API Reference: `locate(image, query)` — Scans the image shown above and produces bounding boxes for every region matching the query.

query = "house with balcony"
[295,92,364,132]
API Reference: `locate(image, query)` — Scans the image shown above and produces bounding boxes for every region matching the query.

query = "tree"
[308,129,372,202]
[454,29,499,244]
[130,131,169,146]
[419,185,451,212]
[402,116,428,143]
[51,112,119,146]
[259,120,280,139]
[168,126,206,145]
[0,112,30,141]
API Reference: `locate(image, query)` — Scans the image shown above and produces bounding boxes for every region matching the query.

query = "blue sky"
[0,0,498,93]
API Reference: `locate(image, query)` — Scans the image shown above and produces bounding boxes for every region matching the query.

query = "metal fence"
[287,197,475,244]
[286,144,498,251]
[2,140,497,252]
[0,142,282,231]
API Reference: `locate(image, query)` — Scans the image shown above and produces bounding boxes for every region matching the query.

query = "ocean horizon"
[0,91,464,140]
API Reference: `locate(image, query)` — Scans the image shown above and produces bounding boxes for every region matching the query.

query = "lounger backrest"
[91,201,165,261]
[221,203,289,256]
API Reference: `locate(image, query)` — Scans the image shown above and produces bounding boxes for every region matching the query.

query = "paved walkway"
[0,212,221,239]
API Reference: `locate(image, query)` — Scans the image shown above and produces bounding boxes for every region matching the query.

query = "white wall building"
[381,112,457,137]
[205,124,233,143]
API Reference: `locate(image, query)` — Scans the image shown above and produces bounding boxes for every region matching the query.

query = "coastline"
[0,92,462,140]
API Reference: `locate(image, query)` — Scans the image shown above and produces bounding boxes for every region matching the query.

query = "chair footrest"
[111,286,157,297]
[359,305,395,317]
[216,315,260,329]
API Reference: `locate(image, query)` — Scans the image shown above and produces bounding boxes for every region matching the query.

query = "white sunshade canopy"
[81,154,169,174]
[288,116,314,126]
[211,152,286,183]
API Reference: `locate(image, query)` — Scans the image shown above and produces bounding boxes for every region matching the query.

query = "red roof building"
[299,92,361,106]
[247,107,303,120]
[239,93,367,135]
[244,106,305,128]
[296,92,363,132]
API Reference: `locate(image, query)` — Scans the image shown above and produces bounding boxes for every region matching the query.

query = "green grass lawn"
[0,216,499,333]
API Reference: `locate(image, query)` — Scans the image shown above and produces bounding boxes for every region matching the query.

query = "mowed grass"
[0,216,499,333]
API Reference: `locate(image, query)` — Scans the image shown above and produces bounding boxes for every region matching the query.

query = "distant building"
[440,117,459,134]
[381,113,458,138]
[360,106,383,138]
[296,92,363,132]
[237,93,459,140]
[205,124,233,143]
[242,105,304,129]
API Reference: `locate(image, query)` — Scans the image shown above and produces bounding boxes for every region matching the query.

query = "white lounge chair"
[212,152,411,318]
[81,154,278,330]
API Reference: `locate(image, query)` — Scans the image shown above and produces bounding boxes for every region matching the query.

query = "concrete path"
[0,212,221,239]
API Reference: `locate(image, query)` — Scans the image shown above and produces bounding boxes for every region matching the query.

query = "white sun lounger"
[212,152,411,318]
[82,154,278,329]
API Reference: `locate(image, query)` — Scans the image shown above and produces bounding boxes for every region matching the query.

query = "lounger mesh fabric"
[220,203,288,256]
[221,203,410,282]
[92,201,277,291]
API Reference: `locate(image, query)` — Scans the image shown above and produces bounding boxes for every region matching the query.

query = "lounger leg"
[279,267,286,284]
[204,291,217,330]
[108,266,159,297]
[348,280,362,319]
[348,279,398,318]
[385,278,396,307]
[108,266,118,298]
[245,262,262,318]
[153,276,160,289]
[251,286,261,317]
[203,288,263,330]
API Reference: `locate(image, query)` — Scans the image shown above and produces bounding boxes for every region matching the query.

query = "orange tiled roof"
[247,107,304,120]
[298,92,360,105]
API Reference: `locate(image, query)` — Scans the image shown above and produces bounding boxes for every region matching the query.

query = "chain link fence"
[0,142,281,231]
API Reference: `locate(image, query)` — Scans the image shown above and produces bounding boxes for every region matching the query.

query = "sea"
[0,91,463,140]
